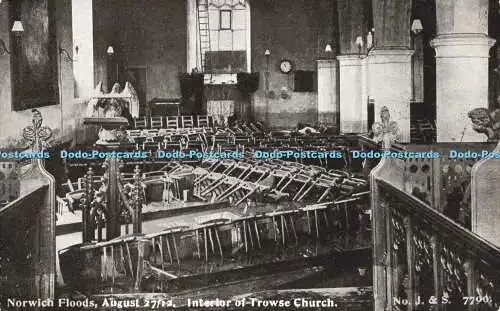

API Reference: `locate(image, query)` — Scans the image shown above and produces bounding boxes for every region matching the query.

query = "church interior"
[1,0,500,310]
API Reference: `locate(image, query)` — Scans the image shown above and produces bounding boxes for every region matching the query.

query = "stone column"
[369,0,413,142]
[317,59,339,128]
[337,56,366,133]
[71,0,94,99]
[337,0,370,134]
[187,0,198,72]
[431,0,495,142]
[368,49,414,142]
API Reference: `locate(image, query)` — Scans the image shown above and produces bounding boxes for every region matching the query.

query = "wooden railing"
[371,146,500,311]
[0,110,57,301]
[0,185,52,300]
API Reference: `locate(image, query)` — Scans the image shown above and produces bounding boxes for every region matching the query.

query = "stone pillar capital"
[316,59,338,69]
[430,34,496,58]
[368,48,414,64]
[317,58,339,128]
[336,54,363,67]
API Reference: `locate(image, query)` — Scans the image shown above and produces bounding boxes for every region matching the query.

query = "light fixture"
[11,21,24,33]
[264,49,271,72]
[324,43,333,53]
[107,46,114,56]
[0,20,24,55]
[411,19,424,35]
[356,28,376,59]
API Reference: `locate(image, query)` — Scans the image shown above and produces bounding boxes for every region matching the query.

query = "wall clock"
[279,59,293,74]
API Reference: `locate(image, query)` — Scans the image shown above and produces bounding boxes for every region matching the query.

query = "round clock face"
[280,60,292,73]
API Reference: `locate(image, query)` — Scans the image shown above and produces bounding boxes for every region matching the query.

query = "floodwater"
[61,229,373,310]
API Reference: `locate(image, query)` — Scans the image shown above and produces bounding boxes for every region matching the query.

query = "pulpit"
[83,117,129,145]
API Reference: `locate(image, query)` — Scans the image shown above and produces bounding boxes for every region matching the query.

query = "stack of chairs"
[56,175,103,216]
[190,156,369,207]
[133,115,213,131]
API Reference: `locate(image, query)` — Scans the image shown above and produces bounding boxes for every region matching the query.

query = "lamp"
[0,20,24,55]
[411,19,424,35]
[264,49,270,72]
[11,21,24,33]
[356,28,376,58]
[324,43,333,53]
[107,46,114,56]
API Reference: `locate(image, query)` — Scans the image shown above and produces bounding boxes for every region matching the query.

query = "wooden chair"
[134,117,148,129]
[181,116,194,128]
[150,117,164,129]
[127,130,143,139]
[166,116,179,130]
[197,115,210,128]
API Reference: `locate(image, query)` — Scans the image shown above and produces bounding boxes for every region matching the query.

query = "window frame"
[219,9,232,30]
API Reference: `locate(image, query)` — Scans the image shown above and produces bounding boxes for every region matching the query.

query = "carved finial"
[133,165,141,178]
[372,106,399,149]
[22,109,52,150]
[468,108,500,142]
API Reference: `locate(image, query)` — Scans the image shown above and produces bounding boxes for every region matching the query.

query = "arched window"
[188,0,251,84]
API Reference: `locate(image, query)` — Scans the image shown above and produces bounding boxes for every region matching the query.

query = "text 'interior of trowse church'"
[1,0,500,310]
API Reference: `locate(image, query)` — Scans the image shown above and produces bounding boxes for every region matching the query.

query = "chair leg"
[314,209,320,239]
[208,227,215,254]
[254,220,262,249]
[151,237,156,265]
[159,236,165,269]
[110,245,115,284]
[214,227,224,260]
[246,221,254,249]
[172,235,180,265]
[165,235,173,264]
[243,221,248,253]
[288,215,297,241]
[204,227,209,262]
[195,229,201,259]
[306,211,312,235]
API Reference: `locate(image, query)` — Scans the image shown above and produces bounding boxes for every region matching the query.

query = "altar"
[207,100,234,126]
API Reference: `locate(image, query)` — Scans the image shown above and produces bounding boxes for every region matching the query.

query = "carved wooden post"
[431,235,443,311]
[405,216,415,311]
[385,204,394,311]
[132,165,143,234]
[469,107,500,248]
[80,167,95,243]
[105,157,121,240]
[371,183,388,311]
[463,259,476,311]
[369,107,401,311]
[21,109,57,299]
[134,239,149,290]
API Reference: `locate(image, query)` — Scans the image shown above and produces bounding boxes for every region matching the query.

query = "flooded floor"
[59,231,373,310]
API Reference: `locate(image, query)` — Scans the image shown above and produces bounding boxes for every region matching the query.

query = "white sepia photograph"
[0,0,499,310]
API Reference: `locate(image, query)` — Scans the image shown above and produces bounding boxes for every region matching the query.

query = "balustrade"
[371,140,500,311]
[0,110,57,299]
